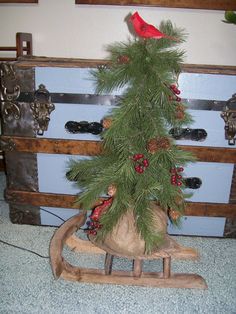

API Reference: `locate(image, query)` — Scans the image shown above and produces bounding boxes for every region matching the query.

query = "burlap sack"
[89,203,172,257]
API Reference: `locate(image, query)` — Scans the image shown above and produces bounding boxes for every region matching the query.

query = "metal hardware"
[0,138,15,152]
[184,177,202,189]
[182,99,226,111]
[169,128,207,141]
[30,84,55,136]
[65,120,103,135]
[221,93,236,145]
[0,63,21,122]
[17,92,228,110]
[2,100,21,122]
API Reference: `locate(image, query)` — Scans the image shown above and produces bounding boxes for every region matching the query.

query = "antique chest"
[0,57,236,237]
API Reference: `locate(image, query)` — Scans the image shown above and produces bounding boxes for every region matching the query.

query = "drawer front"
[184,162,233,203]
[41,104,232,148]
[35,67,236,148]
[37,154,234,204]
[40,205,226,237]
[37,153,232,236]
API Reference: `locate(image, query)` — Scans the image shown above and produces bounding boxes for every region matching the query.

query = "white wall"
[0,0,236,65]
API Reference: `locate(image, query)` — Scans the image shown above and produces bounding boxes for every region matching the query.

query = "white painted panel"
[179,73,236,101]
[35,67,96,94]
[184,162,233,203]
[36,68,236,102]
[39,103,114,140]
[37,153,89,194]
[40,207,80,226]
[168,216,226,237]
[175,109,230,147]
[35,67,126,95]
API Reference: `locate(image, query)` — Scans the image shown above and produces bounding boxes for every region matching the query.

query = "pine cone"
[175,105,185,120]
[107,184,117,197]
[102,117,112,129]
[117,55,130,64]
[147,138,158,154]
[147,137,171,154]
[168,209,181,220]
[157,137,171,149]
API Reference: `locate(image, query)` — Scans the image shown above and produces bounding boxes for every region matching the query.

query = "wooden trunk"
[0,56,236,238]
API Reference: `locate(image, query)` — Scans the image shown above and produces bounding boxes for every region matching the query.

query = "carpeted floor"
[0,172,236,314]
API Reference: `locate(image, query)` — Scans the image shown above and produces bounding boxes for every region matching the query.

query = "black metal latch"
[184,177,202,189]
[169,128,207,141]
[65,120,103,135]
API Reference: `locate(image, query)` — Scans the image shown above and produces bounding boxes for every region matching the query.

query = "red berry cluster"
[132,154,149,174]
[170,166,184,186]
[86,198,113,235]
[85,220,102,236]
[170,84,181,102]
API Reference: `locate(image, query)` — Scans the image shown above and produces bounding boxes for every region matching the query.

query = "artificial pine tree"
[67,12,195,255]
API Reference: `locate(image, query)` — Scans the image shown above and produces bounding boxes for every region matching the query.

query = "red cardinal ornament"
[130,12,176,40]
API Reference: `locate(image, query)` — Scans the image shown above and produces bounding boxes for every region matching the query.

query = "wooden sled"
[49,212,207,289]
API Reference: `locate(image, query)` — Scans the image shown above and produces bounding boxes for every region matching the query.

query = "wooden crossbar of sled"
[49,212,207,289]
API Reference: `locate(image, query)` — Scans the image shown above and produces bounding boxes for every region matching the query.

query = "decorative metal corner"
[0,63,21,123]
[0,138,16,152]
[221,93,236,145]
[30,84,55,136]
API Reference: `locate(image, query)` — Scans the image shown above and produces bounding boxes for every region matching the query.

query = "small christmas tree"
[67,12,195,254]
